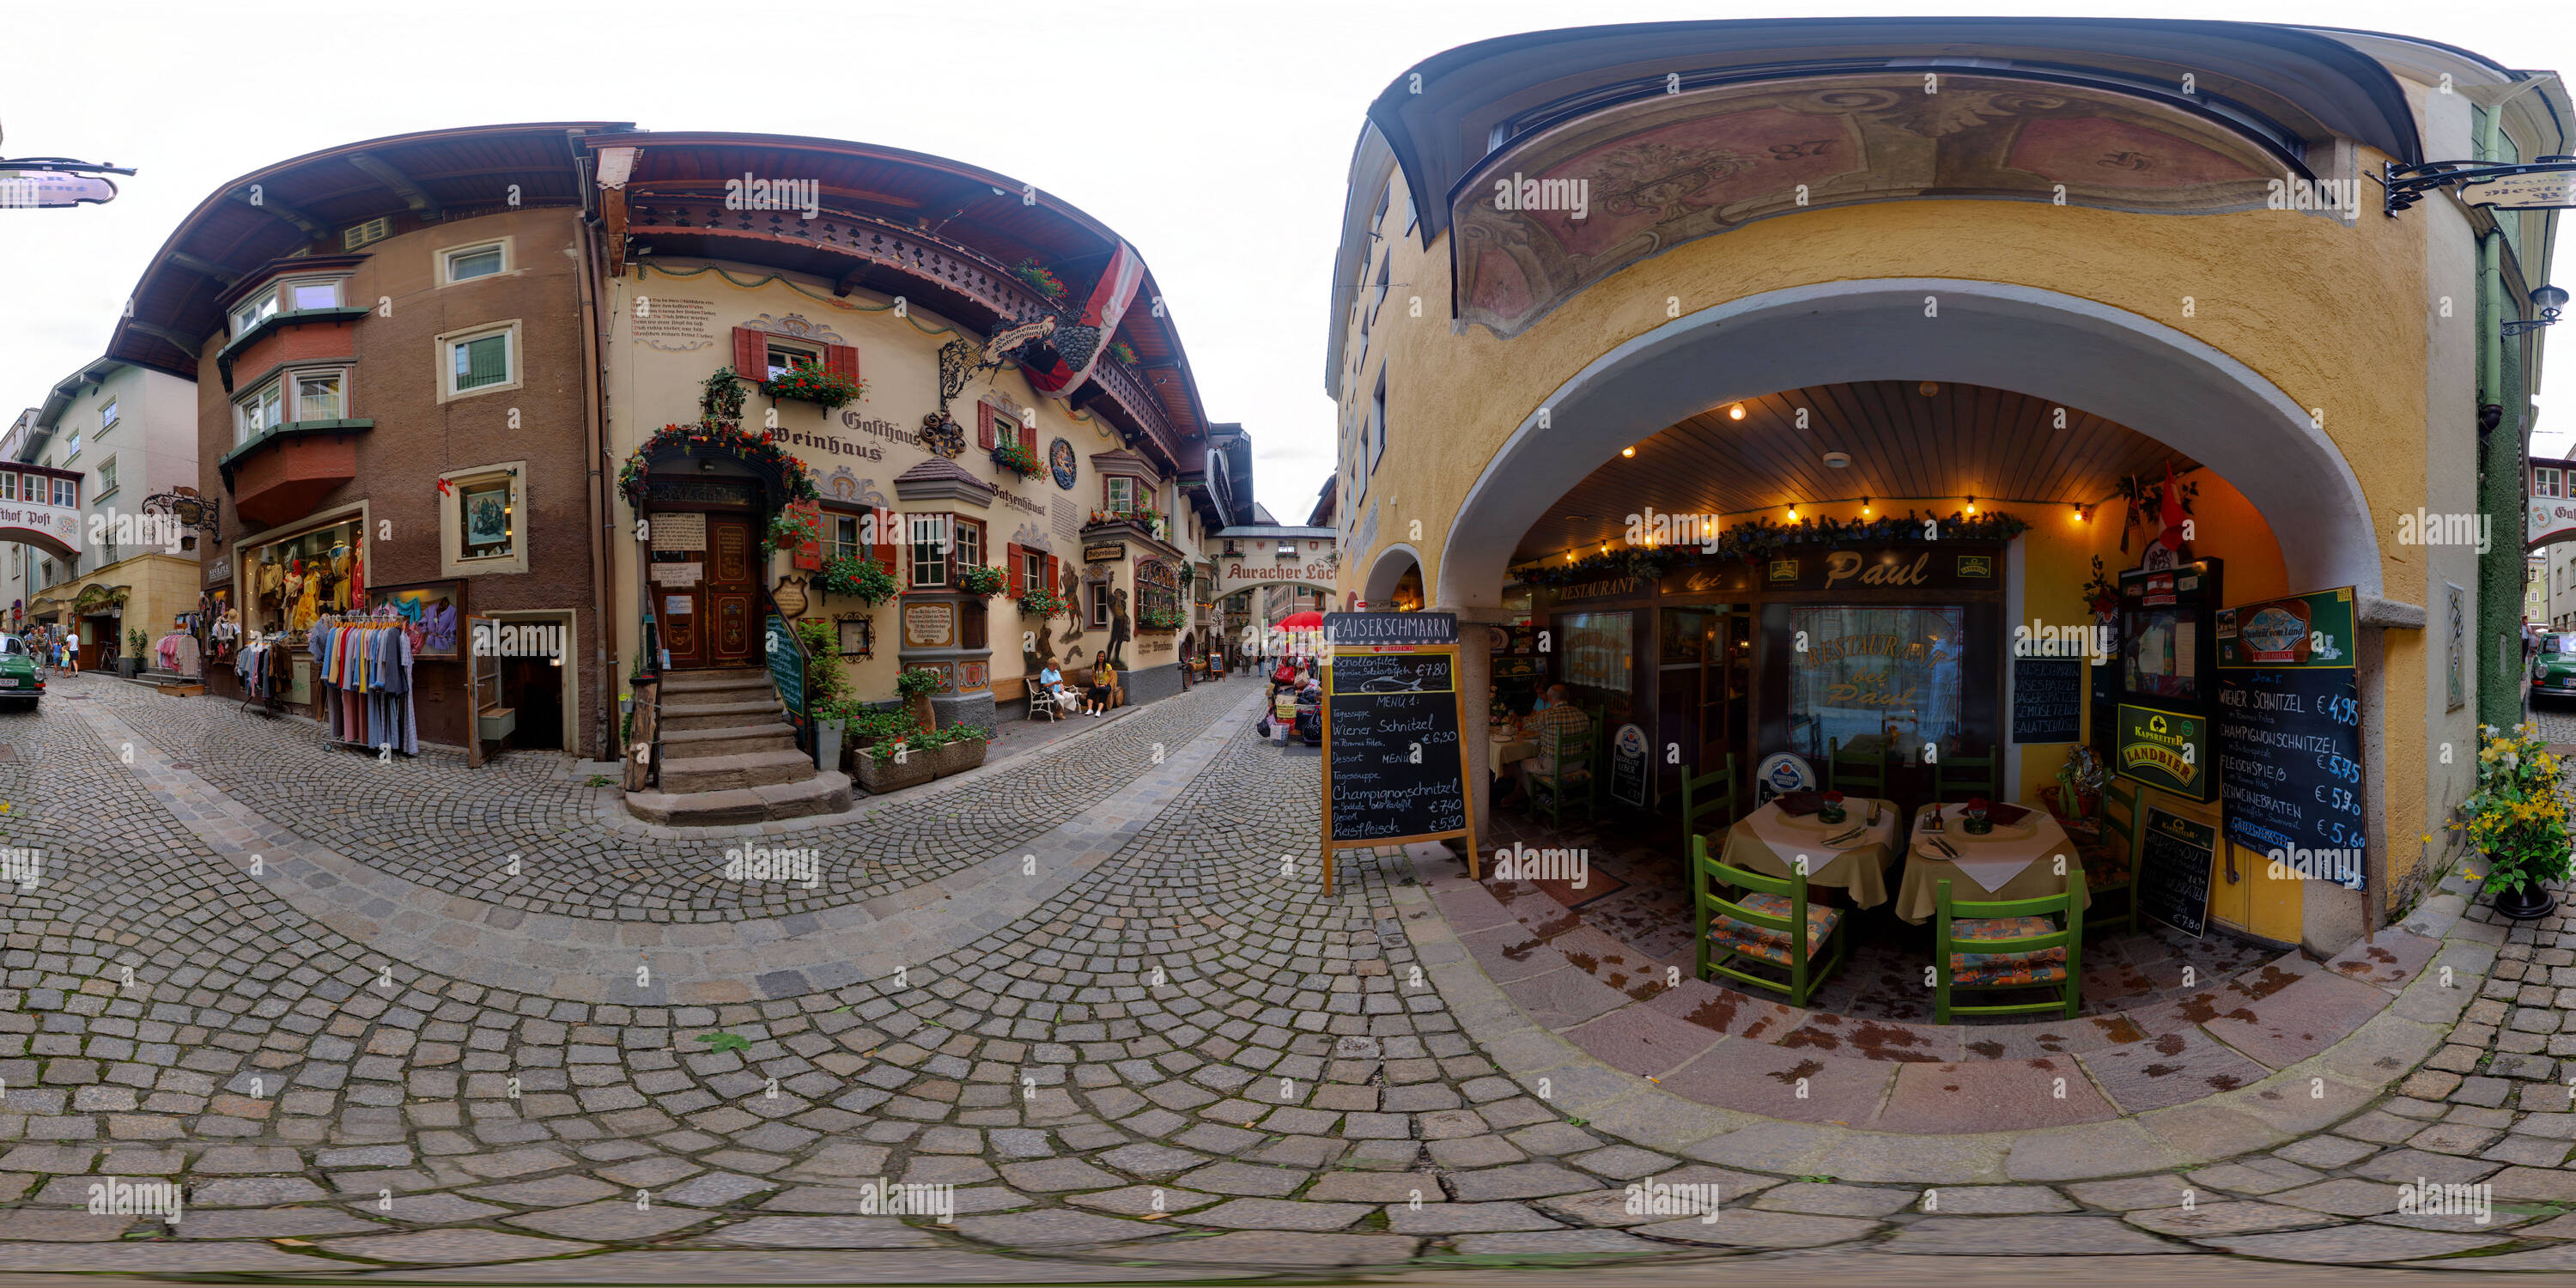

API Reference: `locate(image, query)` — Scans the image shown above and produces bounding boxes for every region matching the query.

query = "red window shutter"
[733,327,766,380]
[1019,422,1036,454]
[824,343,859,385]
[789,500,822,573]
[1006,543,1024,598]
[1048,556,1060,593]
[977,404,996,452]
[874,507,897,574]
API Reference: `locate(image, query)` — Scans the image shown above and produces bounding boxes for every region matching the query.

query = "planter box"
[928,737,989,778]
[854,749,935,794]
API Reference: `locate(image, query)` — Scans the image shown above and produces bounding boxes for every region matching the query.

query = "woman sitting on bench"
[1084,650,1120,715]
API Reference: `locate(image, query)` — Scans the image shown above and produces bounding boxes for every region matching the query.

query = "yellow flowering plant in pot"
[2456,722,2572,920]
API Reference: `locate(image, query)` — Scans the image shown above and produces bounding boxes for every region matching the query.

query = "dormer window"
[231,290,279,336]
[228,276,346,335]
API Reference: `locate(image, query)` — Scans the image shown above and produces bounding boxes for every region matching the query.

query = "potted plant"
[960,565,1009,598]
[1139,606,1185,632]
[700,367,749,425]
[855,733,937,794]
[768,508,818,551]
[2458,723,2571,920]
[896,666,942,731]
[1018,586,1066,618]
[125,628,149,676]
[1108,339,1139,367]
[760,360,866,410]
[990,438,1042,477]
[1012,260,1069,301]
[820,556,897,605]
[924,722,993,778]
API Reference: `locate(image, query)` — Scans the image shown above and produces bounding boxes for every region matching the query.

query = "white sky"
[4,0,2574,513]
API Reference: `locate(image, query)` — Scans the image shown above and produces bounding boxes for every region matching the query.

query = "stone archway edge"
[70,686,1271,1007]
[1396,852,2498,1184]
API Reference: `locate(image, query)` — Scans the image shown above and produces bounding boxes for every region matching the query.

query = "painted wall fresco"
[1455,74,2293,337]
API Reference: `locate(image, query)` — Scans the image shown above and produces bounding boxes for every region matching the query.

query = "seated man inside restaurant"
[1511,683,1591,806]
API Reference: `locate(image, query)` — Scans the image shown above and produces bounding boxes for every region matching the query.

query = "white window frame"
[99,399,118,432]
[1091,581,1111,629]
[764,339,822,382]
[438,460,530,578]
[1021,549,1046,592]
[908,513,950,589]
[292,368,349,422]
[955,517,982,571]
[2542,467,2564,498]
[828,511,863,562]
[440,238,512,286]
[234,380,284,446]
[63,430,79,463]
[1105,476,1136,516]
[436,320,523,403]
[94,459,116,501]
[282,276,344,311]
[230,288,280,337]
[52,478,74,507]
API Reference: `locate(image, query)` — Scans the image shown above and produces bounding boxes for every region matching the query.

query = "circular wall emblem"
[1048,437,1078,490]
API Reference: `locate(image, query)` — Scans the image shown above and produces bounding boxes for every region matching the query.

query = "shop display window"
[246,519,364,636]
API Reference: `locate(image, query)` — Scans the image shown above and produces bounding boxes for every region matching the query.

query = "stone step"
[659,722,799,758]
[624,771,853,827]
[659,668,773,696]
[659,698,786,730]
[656,747,817,793]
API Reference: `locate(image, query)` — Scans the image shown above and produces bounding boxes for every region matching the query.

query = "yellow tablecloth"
[1491,738,1539,767]
[1893,803,2091,924]
[1716,798,1901,909]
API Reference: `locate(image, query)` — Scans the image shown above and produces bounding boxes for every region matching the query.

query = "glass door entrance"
[1657,605,1751,797]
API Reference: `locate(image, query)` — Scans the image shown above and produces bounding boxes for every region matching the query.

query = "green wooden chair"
[1680,754,1739,846]
[1530,712,1599,830]
[2080,777,2146,936]
[1934,864,2086,1023]
[1827,736,1886,798]
[1935,750,1998,803]
[1692,833,1848,1008]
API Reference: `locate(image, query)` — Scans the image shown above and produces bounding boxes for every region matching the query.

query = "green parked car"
[0,635,40,710]
[2534,632,2576,702]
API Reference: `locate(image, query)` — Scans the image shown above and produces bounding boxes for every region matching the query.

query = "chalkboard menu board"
[1326,652,1468,845]
[2215,588,2365,889]
[2013,659,2084,743]
[2136,804,2217,938]
[766,614,807,741]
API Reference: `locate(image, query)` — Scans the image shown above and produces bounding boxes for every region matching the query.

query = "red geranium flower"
[1967,797,1990,811]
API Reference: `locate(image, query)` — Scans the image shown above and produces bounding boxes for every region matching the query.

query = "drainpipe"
[573,135,617,761]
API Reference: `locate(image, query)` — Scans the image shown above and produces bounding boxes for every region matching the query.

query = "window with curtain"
[1784,605,1968,765]
[909,514,949,588]
[829,513,862,561]
[296,372,344,421]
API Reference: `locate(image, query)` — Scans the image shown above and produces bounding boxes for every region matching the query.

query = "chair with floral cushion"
[1933,866,2085,1023]
[1692,833,1847,1008]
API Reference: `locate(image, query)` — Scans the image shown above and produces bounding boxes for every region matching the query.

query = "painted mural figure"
[1107,587,1131,669]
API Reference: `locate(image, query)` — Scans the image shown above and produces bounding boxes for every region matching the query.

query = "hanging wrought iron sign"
[2385,156,2576,215]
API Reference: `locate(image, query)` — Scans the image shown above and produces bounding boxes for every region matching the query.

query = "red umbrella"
[1279,611,1325,630]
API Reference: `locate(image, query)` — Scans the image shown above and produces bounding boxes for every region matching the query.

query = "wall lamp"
[2505,284,2569,337]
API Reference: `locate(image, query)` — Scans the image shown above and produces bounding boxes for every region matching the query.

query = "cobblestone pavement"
[0,672,2573,1280]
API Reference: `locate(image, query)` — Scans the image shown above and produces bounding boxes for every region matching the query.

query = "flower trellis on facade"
[619,421,820,509]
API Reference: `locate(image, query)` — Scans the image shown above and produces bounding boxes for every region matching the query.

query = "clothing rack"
[311,609,419,757]
[235,634,287,718]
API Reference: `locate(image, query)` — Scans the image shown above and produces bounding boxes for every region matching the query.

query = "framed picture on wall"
[374,580,466,659]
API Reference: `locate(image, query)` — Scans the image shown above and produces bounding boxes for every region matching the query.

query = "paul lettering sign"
[2115,702,2213,801]
[1765,545,2006,594]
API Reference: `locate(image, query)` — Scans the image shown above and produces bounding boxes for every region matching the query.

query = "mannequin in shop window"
[291,558,321,633]
[331,542,354,611]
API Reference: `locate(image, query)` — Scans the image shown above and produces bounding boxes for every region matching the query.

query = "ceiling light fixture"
[1861,496,1872,516]
[1965,495,1978,515]
[1786,504,1799,521]
[1823,452,1850,469]
[1728,404,1746,421]
[1621,446,1636,458]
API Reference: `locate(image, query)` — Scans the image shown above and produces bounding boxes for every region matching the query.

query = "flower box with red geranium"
[761,361,866,410]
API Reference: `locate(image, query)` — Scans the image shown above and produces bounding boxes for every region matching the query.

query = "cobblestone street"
[0,674,2573,1282]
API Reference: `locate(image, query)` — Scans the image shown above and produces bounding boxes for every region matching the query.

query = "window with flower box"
[905,513,985,590]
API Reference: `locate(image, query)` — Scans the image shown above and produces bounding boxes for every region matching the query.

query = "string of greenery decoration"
[1512,510,2031,586]
[619,421,819,508]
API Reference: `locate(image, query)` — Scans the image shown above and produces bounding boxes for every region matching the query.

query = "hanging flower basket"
[1018,586,1066,617]
[959,565,1009,598]
[1012,261,1069,301]
[619,421,818,508]
[990,440,1042,477]
[760,362,866,410]
[1138,606,1185,632]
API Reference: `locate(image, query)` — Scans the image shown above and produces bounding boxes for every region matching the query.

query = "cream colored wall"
[603,262,1164,708]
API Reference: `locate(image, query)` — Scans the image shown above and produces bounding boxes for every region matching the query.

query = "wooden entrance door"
[664,515,759,669]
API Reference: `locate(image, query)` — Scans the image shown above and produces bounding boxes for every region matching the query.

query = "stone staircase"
[623,666,852,826]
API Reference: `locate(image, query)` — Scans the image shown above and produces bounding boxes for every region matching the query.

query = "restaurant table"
[1893,801,2091,924]
[1716,797,1902,909]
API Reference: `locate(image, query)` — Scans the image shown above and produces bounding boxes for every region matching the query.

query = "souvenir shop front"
[210,508,457,754]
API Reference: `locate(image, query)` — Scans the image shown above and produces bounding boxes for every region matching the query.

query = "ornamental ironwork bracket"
[141,489,224,551]
[2384,156,2576,216]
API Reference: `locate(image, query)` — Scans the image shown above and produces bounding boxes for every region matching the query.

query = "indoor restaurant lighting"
[1621,446,1636,457]
[1728,404,1746,420]
[1965,495,1978,515]
[1861,496,1872,516]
